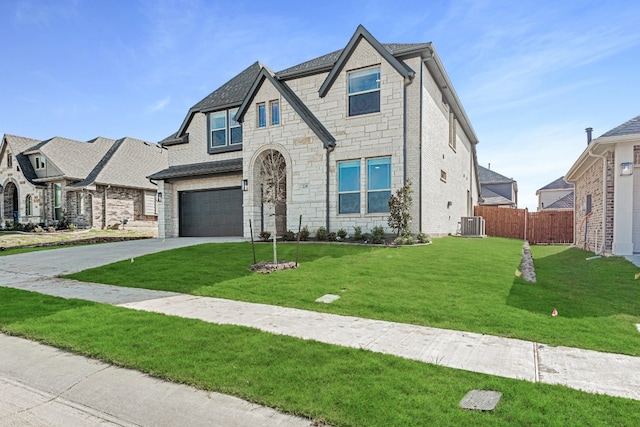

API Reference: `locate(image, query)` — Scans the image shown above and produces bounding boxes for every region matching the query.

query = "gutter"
[325,145,334,232]
[587,149,607,255]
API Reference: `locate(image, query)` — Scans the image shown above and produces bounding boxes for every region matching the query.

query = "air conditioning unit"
[460,216,486,237]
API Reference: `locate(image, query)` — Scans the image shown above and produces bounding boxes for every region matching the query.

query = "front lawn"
[2,287,639,427]
[67,237,640,355]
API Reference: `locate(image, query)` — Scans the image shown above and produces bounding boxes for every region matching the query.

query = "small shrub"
[68,224,77,231]
[393,235,416,246]
[352,226,363,241]
[23,222,36,232]
[298,226,310,241]
[259,231,271,242]
[282,230,296,241]
[337,228,348,240]
[56,210,70,230]
[315,226,327,241]
[416,232,431,244]
[371,226,386,244]
[327,232,337,242]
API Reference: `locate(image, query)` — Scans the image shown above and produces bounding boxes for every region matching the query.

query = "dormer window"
[208,108,242,151]
[348,66,380,116]
[35,156,46,169]
[7,153,12,168]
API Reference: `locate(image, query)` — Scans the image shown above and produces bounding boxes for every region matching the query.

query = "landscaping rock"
[520,241,537,283]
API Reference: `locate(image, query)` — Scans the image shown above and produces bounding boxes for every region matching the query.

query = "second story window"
[257,103,266,128]
[348,66,380,117]
[35,156,46,169]
[7,153,12,168]
[209,108,242,149]
[271,100,280,125]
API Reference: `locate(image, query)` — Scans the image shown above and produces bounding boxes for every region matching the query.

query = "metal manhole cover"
[460,390,502,411]
[315,294,340,303]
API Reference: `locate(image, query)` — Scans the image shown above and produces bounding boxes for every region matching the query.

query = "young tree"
[259,149,286,264]
[388,179,413,237]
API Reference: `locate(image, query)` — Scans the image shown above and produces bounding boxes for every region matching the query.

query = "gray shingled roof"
[478,165,515,184]
[479,187,515,206]
[74,138,168,190]
[2,134,42,186]
[148,158,243,180]
[27,136,114,180]
[190,62,263,113]
[600,114,640,138]
[545,191,574,210]
[538,176,572,191]
[276,43,430,79]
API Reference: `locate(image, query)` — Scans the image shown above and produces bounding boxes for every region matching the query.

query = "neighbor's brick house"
[0,134,167,230]
[565,115,640,255]
[150,26,481,238]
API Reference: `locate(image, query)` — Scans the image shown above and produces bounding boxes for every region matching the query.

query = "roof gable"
[236,68,336,149]
[318,25,415,98]
[545,191,574,210]
[537,176,573,192]
[478,165,515,184]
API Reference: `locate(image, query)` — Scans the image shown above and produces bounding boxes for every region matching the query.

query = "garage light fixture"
[620,162,633,176]
[242,179,248,191]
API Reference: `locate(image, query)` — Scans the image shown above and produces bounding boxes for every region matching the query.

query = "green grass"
[67,237,640,355]
[0,245,66,256]
[2,287,639,427]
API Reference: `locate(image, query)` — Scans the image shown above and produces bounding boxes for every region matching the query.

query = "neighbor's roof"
[478,165,515,184]
[537,176,573,192]
[545,191,574,210]
[600,114,640,138]
[479,187,515,206]
[148,158,243,181]
[74,138,167,190]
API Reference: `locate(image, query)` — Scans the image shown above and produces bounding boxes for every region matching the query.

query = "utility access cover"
[316,294,340,303]
[460,390,502,411]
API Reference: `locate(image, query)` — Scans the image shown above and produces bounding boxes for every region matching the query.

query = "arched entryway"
[255,149,287,235]
[3,181,19,223]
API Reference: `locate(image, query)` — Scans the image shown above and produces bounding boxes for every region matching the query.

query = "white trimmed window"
[7,153,12,168]
[348,66,381,117]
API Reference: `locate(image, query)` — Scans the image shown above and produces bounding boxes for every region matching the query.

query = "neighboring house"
[0,134,168,230]
[536,176,574,211]
[565,115,640,255]
[149,25,481,238]
[478,165,517,208]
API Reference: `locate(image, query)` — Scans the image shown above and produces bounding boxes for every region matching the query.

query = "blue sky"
[1,0,639,210]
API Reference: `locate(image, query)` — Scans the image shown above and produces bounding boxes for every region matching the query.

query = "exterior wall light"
[620,162,633,176]
[242,179,248,191]
[157,192,163,202]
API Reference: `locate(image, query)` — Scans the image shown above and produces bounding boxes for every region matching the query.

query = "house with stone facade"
[0,134,167,230]
[536,176,573,211]
[478,165,517,208]
[565,115,640,255]
[149,25,481,238]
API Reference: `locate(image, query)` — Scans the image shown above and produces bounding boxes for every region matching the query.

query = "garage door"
[179,188,243,237]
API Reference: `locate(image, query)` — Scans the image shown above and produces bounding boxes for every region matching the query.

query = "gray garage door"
[179,187,243,237]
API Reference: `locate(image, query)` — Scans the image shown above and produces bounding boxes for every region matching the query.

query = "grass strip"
[67,237,640,355]
[1,287,639,427]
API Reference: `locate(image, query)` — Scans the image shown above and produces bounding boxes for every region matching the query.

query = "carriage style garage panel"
[179,187,242,237]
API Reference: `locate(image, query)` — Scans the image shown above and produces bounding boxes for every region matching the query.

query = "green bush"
[352,226,363,241]
[393,235,416,246]
[416,232,431,244]
[298,226,310,241]
[337,228,347,240]
[259,231,271,242]
[282,230,296,241]
[327,232,337,242]
[371,226,385,244]
[315,226,327,241]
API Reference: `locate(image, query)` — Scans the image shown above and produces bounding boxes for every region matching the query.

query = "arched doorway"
[257,149,287,235]
[3,181,19,223]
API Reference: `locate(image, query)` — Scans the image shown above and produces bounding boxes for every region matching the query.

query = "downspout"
[103,184,111,230]
[587,149,607,255]
[419,48,434,233]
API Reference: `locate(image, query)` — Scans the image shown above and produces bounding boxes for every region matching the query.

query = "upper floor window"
[257,103,266,128]
[36,156,46,169]
[271,100,280,125]
[209,108,242,149]
[7,153,12,168]
[449,111,457,151]
[348,66,380,117]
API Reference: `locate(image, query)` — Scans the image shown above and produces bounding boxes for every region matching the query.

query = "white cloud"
[147,96,171,114]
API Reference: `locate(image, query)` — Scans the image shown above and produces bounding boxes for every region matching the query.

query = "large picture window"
[367,158,391,213]
[209,108,242,149]
[348,66,380,117]
[338,161,361,214]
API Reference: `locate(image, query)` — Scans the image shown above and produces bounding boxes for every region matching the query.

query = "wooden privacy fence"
[474,206,574,244]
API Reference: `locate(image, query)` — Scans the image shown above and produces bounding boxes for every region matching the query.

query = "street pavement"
[1,237,640,426]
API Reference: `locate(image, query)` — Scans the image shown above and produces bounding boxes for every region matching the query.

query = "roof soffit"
[318,24,415,98]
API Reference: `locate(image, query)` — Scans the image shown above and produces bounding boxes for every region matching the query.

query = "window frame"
[338,160,361,214]
[53,183,62,221]
[25,194,32,216]
[366,157,391,214]
[257,103,266,128]
[7,153,12,168]
[270,100,280,125]
[347,66,381,117]
[208,109,243,154]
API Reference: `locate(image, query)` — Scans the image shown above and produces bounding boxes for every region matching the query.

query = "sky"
[1,0,639,210]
